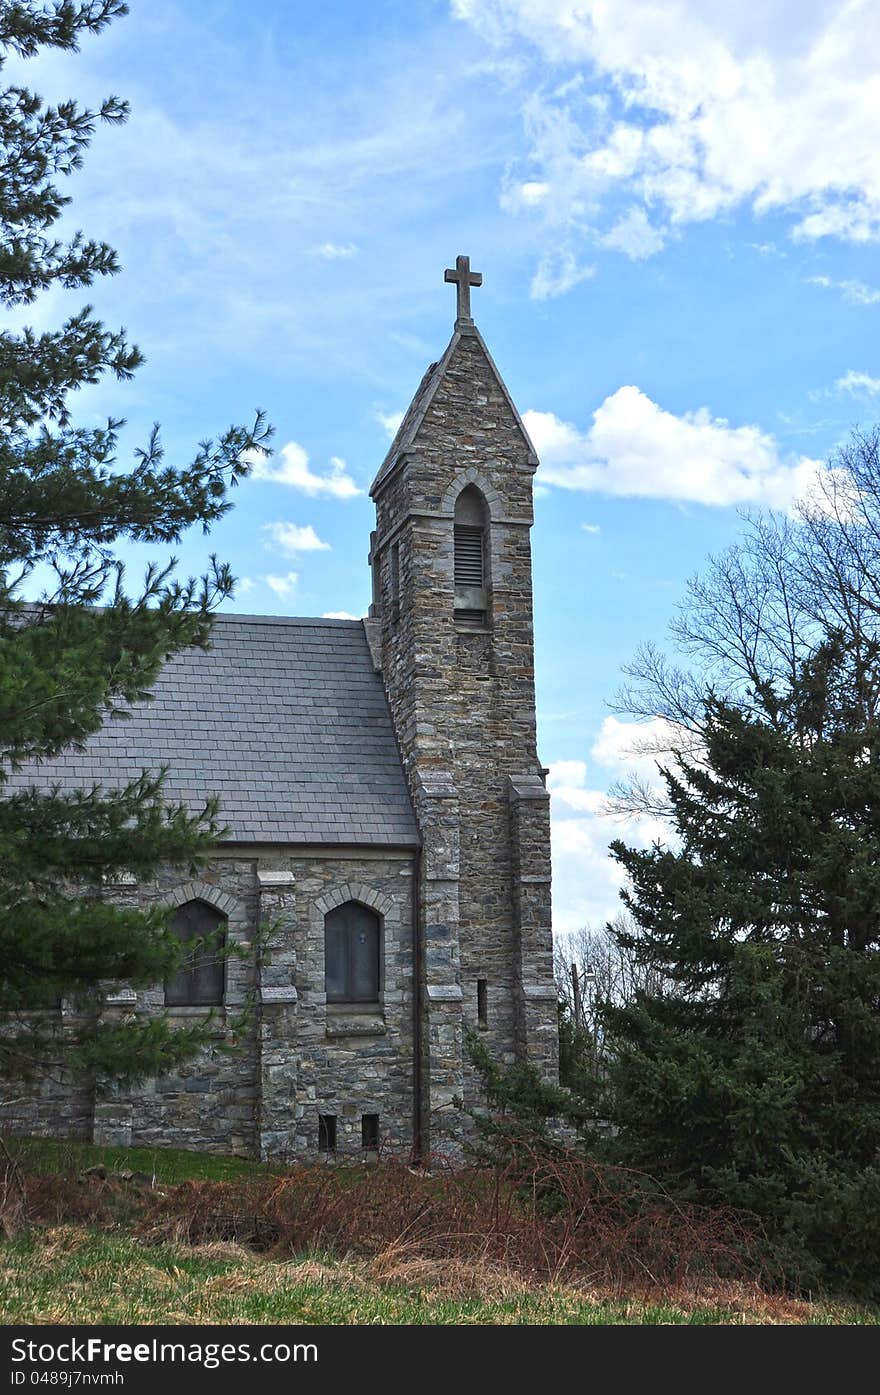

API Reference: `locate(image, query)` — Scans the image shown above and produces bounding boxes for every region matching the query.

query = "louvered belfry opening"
[454,524,484,588]
[453,485,489,627]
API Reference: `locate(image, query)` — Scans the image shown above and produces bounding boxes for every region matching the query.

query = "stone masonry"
[0,259,559,1161]
[3,849,416,1161]
[369,298,560,1147]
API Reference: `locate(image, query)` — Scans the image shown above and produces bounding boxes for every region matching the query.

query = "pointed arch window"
[164,899,226,1006]
[454,485,490,628]
[324,901,381,1003]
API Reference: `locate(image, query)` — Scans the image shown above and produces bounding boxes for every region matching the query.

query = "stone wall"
[256,849,416,1162]
[107,858,260,1156]
[0,847,417,1161]
[0,1012,94,1143]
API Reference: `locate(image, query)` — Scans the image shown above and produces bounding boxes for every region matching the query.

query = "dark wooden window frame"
[164,899,226,1007]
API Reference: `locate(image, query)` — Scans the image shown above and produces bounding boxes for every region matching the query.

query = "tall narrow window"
[362,1114,379,1150]
[164,899,226,1006]
[453,485,489,627]
[318,1114,337,1152]
[390,540,400,624]
[324,901,381,1003]
[477,978,488,1028]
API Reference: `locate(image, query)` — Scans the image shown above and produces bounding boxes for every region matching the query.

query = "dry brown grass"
[4,1147,875,1323]
[2,1224,873,1324]
[133,1149,761,1302]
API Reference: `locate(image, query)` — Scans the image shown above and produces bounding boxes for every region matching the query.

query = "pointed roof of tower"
[370,260,539,498]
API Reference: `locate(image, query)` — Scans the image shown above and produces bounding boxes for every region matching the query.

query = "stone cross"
[444,254,482,322]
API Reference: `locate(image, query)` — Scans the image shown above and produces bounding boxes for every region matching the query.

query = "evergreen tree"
[0,2,270,1083]
[600,631,880,1297]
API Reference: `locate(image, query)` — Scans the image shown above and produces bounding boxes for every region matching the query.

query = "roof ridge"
[210,613,363,627]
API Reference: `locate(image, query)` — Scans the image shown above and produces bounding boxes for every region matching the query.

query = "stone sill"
[260,986,298,1004]
[164,1006,228,1018]
[325,1010,387,1040]
[325,1001,383,1014]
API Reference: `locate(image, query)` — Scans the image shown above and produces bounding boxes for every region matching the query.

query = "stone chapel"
[2,257,559,1161]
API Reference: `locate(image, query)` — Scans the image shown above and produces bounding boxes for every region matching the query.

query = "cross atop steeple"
[444,254,482,324]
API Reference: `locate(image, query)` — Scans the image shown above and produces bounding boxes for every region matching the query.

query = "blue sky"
[11,0,880,933]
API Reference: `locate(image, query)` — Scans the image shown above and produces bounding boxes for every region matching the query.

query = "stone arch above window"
[453,483,490,629]
[314,883,393,919]
[440,469,502,520]
[163,879,244,920]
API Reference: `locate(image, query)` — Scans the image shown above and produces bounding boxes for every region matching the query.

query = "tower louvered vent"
[455,608,486,628]
[454,525,484,588]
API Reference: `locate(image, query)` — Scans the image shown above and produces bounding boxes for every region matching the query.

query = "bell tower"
[367,257,559,1150]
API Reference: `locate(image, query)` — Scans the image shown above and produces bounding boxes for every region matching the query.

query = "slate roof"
[5,615,419,847]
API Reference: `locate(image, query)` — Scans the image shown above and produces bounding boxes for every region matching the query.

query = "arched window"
[164,899,226,1006]
[454,484,489,627]
[324,901,380,1003]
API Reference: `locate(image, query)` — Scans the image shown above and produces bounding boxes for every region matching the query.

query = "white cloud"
[581,522,600,534]
[376,410,405,439]
[525,385,824,510]
[835,369,880,396]
[600,206,665,260]
[808,274,880,306]
[530,247,595,299]
[264,572,299,598]
[322,610,359,619]
[455,1,880,270]
[248,442,362,498]
[520,179,549,205]
[236,577,256,594]
[547,715,677,933]
[314,242,359,258]
[590,714,679,784]
[263,522,331,555]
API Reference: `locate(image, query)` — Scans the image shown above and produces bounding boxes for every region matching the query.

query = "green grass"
[4,1134,273,1185]
[4,1229,872,1325]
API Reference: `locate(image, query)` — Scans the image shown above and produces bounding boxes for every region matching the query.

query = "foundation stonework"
[1,267,559,1160]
